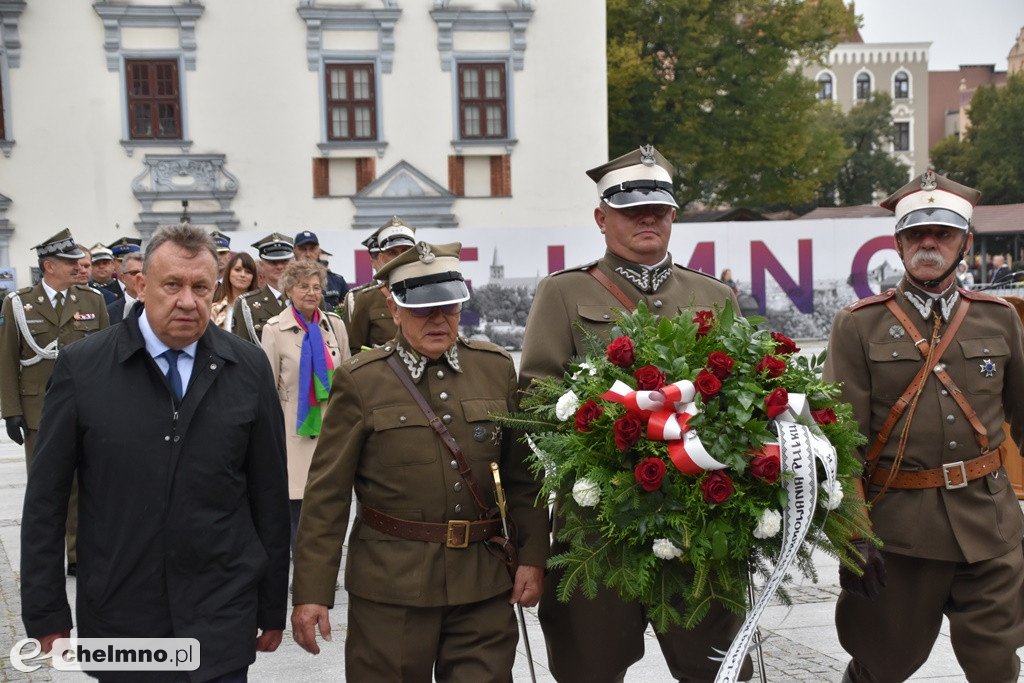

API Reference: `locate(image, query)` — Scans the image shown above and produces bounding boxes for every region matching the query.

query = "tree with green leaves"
[826,92,910,206]
[607,0,856,209]
[931,73,1024,204]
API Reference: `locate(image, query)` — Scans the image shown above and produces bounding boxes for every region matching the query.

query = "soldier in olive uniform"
[824,172,1024,683]
[340,216,416,355]
[292,241,547,681]
[232,233,294,344]
[1,229,109,573]
[519,146,749,683]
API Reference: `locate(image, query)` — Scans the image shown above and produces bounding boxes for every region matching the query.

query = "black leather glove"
[839,538,887,599]
[5,415,26,446]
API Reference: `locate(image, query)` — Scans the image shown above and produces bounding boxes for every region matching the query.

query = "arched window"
[893,71,909,99]
[817,73,833,100]
[856,72,872,100]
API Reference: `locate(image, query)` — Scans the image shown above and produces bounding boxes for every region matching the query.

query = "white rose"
[822,479,844,511]
[652,538,683,560]
[572,478,601,507]
[571,362,598,380]
[753,509,783,539]
[555,390,580,421]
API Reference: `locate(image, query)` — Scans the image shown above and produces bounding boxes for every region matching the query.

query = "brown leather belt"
[869,445,1006,490]
[359,505,503,549]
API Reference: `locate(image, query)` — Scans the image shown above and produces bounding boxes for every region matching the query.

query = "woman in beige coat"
[260,260,350,553]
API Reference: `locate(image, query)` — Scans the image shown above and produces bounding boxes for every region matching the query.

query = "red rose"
[755,354,786,379]
[574,399,604,432]
[811,408,837,425]
[694,369,722,401]
[633,365,666,391]
[613,411,645,451]
[701,470,734,504]
[706,351,735,380]
[634,457,668,492]
[764,387,789,419]
[693,310,714,337]
[771,332,800,355]
[751,451,781,483]
[606,336,636,368]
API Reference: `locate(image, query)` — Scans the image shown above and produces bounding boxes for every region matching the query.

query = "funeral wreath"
[506,302,876,633]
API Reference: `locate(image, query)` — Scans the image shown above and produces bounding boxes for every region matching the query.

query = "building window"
[855,73,872,101]
[893,71,909,99]
[817,73,833,100]
[458,62,507,139]
[126,59,182,140]
[325,63,377,141]
[894,122,910,151]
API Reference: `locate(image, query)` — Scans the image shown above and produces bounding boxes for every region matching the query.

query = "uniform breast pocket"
[371,404,434,466]
[461,398,507,460]
[867,340,922,399]
[957,336,1009,395]
[577,304,617,330]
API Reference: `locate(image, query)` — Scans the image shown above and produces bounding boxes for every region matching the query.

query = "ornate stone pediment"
[352,160,457,230]
[131,154,239,237]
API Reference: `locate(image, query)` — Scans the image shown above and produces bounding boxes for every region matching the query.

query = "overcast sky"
[852,0,1024,71]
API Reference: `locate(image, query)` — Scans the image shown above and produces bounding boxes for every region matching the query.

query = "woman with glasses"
[211,252,259,330]
[260,260,350,554]
[290,241,547,681]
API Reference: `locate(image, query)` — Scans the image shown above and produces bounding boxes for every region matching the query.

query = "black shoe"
[66,563,77,577]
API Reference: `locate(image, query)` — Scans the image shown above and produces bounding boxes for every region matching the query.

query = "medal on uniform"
[252,301,261,309]
[36,296,44,303]
[473,426,487,442]
[74,312,96,321]
[980,358,996,377]
[23,303,32,311]
[889,325,905,339]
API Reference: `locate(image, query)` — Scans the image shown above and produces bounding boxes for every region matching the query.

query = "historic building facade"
[0,0,605,285]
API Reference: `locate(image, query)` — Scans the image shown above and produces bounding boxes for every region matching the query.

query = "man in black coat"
[20,224,290,682]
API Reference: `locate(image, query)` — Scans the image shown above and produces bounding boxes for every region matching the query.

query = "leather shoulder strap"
[864,298,972,470]
[385,354,492,517]
[588,265,636,312]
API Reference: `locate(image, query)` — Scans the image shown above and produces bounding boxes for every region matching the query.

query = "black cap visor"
[896,207,969,232]
[392,275,470,308]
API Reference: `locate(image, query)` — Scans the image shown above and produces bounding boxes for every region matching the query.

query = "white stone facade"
[0,0,606,286]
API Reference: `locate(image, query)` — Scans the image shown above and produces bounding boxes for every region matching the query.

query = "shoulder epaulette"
[961,288,1013,307]
[347,282,377,295]
[71,284,105,298]
[460,336,512,359]
[343,342,394,369]
[671,263,732,285]
[238,290,261,300]
[548,259,600,277]
[9,285,33,299]
[845,289,896,312]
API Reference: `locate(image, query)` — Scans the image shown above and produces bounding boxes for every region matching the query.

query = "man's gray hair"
[143,223,218,273]
[122,251,144,268]
[279,259,326,295]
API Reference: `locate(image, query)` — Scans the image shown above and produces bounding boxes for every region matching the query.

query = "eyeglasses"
[293,283,322,293]
[409,303,462,318]
[124,270,142,277]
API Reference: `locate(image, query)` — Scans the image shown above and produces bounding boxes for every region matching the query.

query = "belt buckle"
[446,520,470,548]
[942,461,968,490]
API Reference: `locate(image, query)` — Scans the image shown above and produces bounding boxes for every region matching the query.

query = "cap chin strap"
[904,238,968,290]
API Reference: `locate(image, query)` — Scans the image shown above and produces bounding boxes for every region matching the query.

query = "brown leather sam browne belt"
[869,445,1006,490]
[360,505,504,549]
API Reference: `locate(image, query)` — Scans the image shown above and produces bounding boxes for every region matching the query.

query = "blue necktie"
[161,349,184,401]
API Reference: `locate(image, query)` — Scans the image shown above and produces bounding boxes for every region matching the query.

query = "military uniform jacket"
[323,269,348,312]
[291,334,547,609]
[519,250,741,386]
[0,283,109,428]
[231,285,286,344]
[260,308,351,499]
[823,281,1024,563]
[341,282,396,355]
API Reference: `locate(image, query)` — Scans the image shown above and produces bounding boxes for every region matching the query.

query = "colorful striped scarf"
[293,307,334,436]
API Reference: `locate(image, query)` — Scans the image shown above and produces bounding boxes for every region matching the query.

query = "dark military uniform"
[0,282,108,565]
[519,250,746,683]
[231,285,286,344]
[824,281,1024,682]
[340,282,395,355]
[292,334,548,680]
[323,269,348,311]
